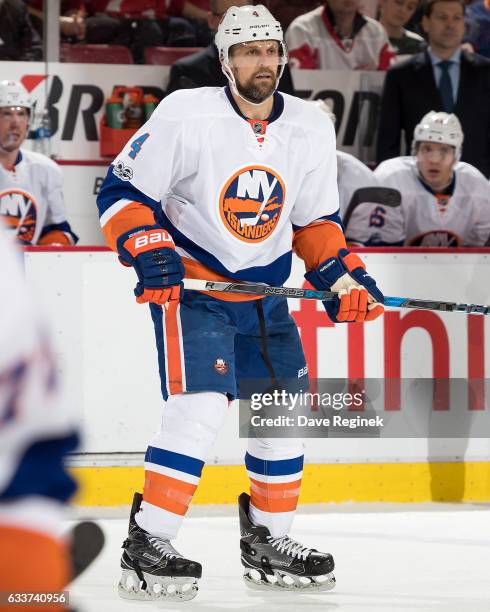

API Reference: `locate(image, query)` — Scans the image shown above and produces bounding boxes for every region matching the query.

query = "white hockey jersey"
[373,157,490,247]
[337,151,379,217]
[0,230,77,535]
[97,87,340,286]
[0,149,76,245]
[336,151,386,247]
[286,5,394,70]
[337,151,404,246]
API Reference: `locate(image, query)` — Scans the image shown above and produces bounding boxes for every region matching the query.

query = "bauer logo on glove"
[131,230,174,253]
[117,225,185,307]
[305,248,384,323]
[319,259,337,274]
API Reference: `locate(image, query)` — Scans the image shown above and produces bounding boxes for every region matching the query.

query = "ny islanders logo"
[0,189,38,243]
[219,166,285,243]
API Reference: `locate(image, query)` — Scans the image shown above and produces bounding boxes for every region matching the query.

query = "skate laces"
[266,535,313,561]
[148,536,182,560]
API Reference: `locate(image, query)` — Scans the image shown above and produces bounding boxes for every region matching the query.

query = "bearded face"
[228,40,282,104]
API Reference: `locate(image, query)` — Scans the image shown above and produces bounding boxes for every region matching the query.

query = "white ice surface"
[70,505,490,612]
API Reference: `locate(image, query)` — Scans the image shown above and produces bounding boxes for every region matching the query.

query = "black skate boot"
[238,492,335,591]
[118,492,202,601]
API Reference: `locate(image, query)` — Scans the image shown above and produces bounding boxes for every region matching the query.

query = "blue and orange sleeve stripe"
[96,164,161,251]
[101,201,157,251]
[293,212,347,271]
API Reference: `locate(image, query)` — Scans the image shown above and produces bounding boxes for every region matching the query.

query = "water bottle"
[105,94,124,129]
[32,109,52,157]
[122,88,144,129]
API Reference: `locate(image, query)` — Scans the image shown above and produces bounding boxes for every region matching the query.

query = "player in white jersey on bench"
[372,111,490,247]
[0,80,77,246]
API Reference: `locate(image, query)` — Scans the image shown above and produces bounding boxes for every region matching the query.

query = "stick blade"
[343,187,401,226]
[70,520,105,582]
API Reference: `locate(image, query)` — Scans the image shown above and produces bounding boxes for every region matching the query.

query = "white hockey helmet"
[412,111,463,161]
[0,80,31,113]
[215,5,287,103]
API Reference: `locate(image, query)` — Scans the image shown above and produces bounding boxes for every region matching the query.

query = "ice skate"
[118,492,202,601]
[238,492,335,591]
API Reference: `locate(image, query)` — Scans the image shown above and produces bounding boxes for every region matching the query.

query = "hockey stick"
[240,178,278,227]
[183,279,490,315]
[70,521,105,581]
[343,187,401,227]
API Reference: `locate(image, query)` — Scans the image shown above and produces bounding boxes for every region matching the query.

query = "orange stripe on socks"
[249,478,302,513]
[143,470,197,516]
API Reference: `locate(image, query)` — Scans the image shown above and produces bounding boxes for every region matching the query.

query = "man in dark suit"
[166,0,296,96]
[376,0,490,177]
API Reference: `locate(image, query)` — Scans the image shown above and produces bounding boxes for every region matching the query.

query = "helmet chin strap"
[222,60,283,107]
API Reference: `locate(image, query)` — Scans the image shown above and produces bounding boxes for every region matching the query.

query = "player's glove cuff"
[117,225,176,265]
[305,248,384,322]
[116,225,185,306]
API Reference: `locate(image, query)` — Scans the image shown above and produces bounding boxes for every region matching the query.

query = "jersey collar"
[1,150,22,172]
[224,85,284,124]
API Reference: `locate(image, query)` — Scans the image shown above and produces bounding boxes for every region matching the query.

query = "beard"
[235,68,278,104]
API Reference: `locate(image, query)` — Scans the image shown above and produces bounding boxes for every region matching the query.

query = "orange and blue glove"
[117,225,184,306]
[305,248,384,323]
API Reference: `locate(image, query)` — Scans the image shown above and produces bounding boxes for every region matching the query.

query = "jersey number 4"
[129,133,150,159]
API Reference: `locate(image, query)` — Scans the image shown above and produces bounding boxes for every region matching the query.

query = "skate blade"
[118,569,199,601]
[243,567,336,592]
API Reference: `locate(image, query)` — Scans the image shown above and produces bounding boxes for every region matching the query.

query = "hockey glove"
[305,248,384,323]
[117,225,185,306]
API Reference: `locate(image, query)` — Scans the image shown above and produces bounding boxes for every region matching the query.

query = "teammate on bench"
[373,111,490,247]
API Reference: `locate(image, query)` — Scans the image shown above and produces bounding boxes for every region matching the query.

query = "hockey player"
[0,80,78,245]
[373,111,490,246]
[0,229,79,611]
[96,4,385,601]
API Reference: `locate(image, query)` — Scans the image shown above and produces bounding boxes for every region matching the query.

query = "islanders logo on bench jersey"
[219,165,286,243]
[0,189,38,243]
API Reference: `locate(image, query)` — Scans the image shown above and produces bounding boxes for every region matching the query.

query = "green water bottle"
[106,94,124,129]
